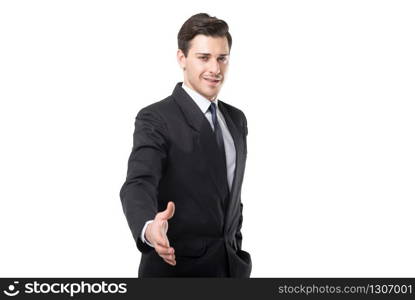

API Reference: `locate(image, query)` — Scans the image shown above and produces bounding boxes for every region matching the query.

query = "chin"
[202,89,219,100]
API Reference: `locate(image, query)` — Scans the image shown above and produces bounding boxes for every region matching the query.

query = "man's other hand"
[145,201,176,266]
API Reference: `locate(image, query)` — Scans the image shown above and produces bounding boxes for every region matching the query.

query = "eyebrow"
[195,53,229,56]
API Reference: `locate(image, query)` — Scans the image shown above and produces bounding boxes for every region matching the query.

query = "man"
[120,13,251,277]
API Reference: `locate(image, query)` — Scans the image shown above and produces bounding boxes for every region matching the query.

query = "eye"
[199,56,208,61]
[218,56,228,63]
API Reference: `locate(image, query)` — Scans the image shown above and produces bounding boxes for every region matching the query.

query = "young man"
[120,13,251,277]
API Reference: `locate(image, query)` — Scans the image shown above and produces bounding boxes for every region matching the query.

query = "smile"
[203,78,221,86]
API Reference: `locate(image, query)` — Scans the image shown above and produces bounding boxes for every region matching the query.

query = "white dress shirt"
[140,82,236,247]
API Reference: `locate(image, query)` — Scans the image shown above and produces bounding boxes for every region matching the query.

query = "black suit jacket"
[120,82,251,277]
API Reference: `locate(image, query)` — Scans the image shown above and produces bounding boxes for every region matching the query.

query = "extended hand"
[145,201,176,266]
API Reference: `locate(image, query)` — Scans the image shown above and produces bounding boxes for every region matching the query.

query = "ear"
[176,49,186,70]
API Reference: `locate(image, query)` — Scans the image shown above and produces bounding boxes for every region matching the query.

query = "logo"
[2,280,128,297]
[3,281,20,297]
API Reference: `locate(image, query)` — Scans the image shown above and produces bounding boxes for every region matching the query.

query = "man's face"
[177,35,230,101]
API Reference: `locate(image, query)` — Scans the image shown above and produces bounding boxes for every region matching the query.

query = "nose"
[207,59,220,75]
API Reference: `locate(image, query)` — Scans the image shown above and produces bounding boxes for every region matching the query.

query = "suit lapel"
[171,82,205,131]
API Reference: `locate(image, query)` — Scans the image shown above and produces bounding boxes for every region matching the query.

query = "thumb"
[157,201,175,221]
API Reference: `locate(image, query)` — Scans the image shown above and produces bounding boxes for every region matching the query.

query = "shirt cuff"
[141,220,155,247]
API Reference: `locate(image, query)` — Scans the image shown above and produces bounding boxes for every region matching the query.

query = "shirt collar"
[181,82,218,114]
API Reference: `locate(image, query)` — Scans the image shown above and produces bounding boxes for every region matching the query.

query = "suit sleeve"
[235,112,248,251]
[120,108,168,253]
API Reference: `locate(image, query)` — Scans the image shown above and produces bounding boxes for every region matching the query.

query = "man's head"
[177,13,232,101]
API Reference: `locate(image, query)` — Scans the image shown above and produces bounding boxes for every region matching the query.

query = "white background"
[1,0,414,277]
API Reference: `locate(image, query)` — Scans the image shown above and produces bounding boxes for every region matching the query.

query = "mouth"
[203,77,221,86]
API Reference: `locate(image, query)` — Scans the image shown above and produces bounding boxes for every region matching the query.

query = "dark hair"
[178,13,232,57]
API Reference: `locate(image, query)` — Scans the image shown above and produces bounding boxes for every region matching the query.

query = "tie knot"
[209,102,217,115]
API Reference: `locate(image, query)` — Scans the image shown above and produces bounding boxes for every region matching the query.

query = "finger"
[163,257,176,266]
[157,202,175,221]
[163,259,175,266]
[155,245,174,256]
[164,259,176,266]
[160,253,176,261]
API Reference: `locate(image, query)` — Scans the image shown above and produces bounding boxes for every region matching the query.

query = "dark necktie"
[209,102,227,171]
